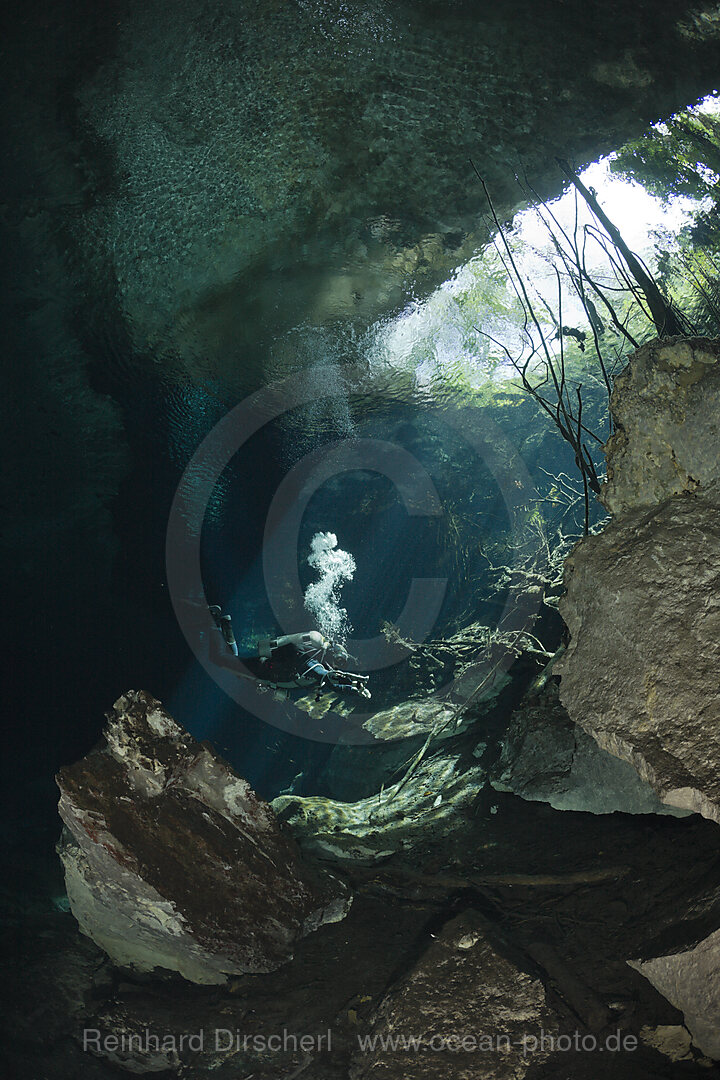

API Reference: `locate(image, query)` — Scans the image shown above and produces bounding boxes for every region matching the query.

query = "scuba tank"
[269,631,330,656]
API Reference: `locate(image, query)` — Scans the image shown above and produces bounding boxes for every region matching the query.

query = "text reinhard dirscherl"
[82,1027,639,1056]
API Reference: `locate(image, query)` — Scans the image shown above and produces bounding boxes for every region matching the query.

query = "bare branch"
[556,158,686,336]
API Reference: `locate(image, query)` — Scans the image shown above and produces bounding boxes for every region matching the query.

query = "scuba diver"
[208,606,371,701]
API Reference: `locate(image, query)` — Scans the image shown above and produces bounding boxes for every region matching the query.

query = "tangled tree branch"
[471,156,702,533]
[556,158,694,338]
[471,162,603,527]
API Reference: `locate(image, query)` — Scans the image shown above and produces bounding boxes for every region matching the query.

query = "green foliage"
[610,107,720,203]
[610,101,720,337]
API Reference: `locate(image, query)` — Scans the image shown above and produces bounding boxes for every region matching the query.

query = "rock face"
[558,337,720,823]
[557,336,720,1058]
[629,927,720,1060]
[317,683,497,804]
[349,911,559,1079]
[490,682,689,816]
[56,691,350,985]
[558,482,720,822]
[601,336,720,516]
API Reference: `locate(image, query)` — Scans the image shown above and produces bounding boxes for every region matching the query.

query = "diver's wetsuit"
[209,613,370,699]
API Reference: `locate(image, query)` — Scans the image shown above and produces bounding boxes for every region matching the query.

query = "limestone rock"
[316,629,531,804]
[602,336,720,516]
[629,927,720,1060]
[557,484,720,823]
[638,1025,694,1063]
[317,734,429,805]
[349,911,559,1079]
[273,751,487,864]
[56,691,350,985]
[316,698,466,805]
[358,698,461,743]
[490,682,689,816]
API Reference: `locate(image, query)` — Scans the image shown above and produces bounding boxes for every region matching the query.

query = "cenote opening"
[4,2,720,1077]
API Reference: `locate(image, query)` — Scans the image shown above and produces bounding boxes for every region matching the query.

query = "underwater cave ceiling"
[16,0,720,393]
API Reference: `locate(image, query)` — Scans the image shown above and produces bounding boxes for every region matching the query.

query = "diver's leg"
[329,669,357,687]
[299,659,329,701]
[220,615,238,656]
[208,605,239,658]
[330,670,371,698]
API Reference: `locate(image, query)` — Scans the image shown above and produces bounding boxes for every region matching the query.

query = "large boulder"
[273,749,488,865]
[556,335,720,1059]
[557,483,720,822]
[56,691,350,985]
[349,911,560,1079]
[316,683,496,804]
[601,336,720,516]
[629,927,720,1060]
[557,337,720,823]
[490,682,689,816]
[314,629,540,804]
